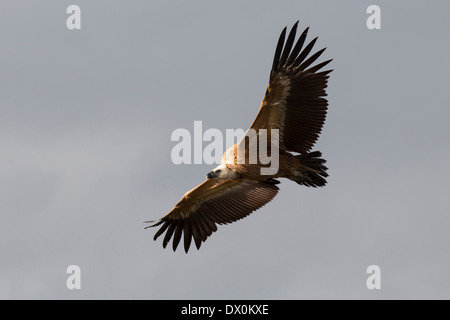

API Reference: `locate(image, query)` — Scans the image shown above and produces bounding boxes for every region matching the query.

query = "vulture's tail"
[289,151,328,187]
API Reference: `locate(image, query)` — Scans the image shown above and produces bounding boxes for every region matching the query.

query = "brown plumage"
[147,21,332,253]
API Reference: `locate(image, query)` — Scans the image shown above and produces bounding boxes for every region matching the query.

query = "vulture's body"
[148,22,332,252]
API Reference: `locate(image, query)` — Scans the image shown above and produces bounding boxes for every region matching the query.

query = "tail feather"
[290,151,328,187]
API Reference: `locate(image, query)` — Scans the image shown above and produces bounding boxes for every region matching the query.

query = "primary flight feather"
[147,21,332,252]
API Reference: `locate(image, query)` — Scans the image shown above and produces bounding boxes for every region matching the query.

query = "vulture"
[147,21,332,252]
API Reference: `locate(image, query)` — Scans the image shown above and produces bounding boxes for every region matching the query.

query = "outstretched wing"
[147,178,279,253]
[250,21,332,154]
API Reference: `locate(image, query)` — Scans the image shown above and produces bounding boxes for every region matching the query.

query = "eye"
[216,169,222,174]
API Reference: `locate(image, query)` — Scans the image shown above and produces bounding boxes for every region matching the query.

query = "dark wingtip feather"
[172,220,183,252]
[317,68,333,76]
[152,220,170,241]
[286,26,309,67]
[144,219,163,229]
[193,233,202,250]
[297,47,326,71]
[271,26,287,73]
[279,21,299,67]
[292,37,318,69]
[305,58,333,74]
[162,223,176,249]
[183,222,192,253]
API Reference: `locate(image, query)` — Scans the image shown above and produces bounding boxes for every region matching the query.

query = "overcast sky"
[1,0,449,299]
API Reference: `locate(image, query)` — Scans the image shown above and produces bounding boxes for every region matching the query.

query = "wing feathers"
[183,222,193,253]
[297,47,326,71]
[172,220,183,251]
[305,59,333,74]
[251,22,332,154]
[162,223,176,249]
[278,21,298,68]
[152,220,169,241]
[291,37,318,69]
[149,179,279,252]
[286,27,308,67]
[271,27,286,73]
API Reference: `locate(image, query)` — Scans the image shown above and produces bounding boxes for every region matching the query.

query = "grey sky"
[1,0,449,299]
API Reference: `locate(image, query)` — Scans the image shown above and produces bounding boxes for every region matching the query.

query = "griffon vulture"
[147,21,332,252]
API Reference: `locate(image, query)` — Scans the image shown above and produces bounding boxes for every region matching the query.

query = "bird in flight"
[147,21,332,252]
